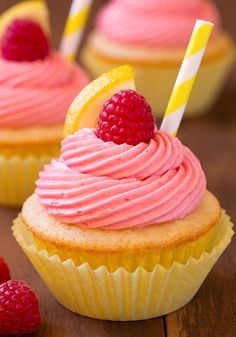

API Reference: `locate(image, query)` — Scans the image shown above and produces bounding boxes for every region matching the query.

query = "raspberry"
[96,89,155,145]
[0,280,41,335]
[0,257,10,284]
[1,19,50,62]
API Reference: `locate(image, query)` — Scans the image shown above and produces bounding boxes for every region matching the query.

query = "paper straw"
[160,20,213,136]
[60,0,92,62]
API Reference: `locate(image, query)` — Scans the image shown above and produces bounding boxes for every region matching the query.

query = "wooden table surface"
[0,0,235,336]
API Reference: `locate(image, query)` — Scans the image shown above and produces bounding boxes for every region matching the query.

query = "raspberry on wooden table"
[0,257,10,284]
[0,280,41,336]
[96,89,155,145]
[1,19,50,62]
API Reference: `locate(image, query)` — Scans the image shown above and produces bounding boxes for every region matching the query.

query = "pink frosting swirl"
[0,52,89,127]
[36,128,206,229]
[96,0,221,48]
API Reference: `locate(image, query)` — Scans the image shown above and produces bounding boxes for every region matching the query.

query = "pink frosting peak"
[36,129,206,229]
[96,0,221,48]
[0,52,89,127]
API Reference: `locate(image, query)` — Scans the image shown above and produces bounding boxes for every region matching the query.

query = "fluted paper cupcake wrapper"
[27,211,230,272]
[0,153,57,207]
[13,214,233,321]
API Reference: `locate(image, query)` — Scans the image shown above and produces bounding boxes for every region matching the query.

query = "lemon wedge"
[64,65,135,137]
[0,0,50,38]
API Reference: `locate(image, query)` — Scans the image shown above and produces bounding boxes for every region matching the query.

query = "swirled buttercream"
[36,128,206,229]
[0,52,89,127]
[96,0,221,48]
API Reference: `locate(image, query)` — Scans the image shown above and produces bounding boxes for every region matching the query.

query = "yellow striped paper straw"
[160,20,213,136]
[60,0,92,62]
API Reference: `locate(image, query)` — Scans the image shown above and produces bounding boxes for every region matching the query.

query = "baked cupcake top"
[0,1,89,128]
[36,70,206,230]
[96,0,221,48]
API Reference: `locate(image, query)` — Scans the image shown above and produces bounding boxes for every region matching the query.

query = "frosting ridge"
[0,52,89,127]
[96,0,221,48]
[36,129,206,229]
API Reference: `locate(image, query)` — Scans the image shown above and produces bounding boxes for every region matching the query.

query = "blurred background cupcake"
[82,0,235,117]
[0,0,89,207]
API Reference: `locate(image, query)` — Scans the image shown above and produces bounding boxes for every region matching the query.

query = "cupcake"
[0,0,89,206]
[82,0,235,117]
[13,66,234,321]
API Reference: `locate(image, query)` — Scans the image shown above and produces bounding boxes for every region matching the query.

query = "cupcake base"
[12,212,233,321]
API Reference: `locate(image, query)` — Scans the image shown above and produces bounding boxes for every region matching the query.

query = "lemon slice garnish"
[0,0,50,38]
[64,65,135,137]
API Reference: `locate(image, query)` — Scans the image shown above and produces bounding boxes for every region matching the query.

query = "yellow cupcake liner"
[0,149,59,207]
[0,143,59,157]
[21,211,231,272]
[12,213,233,320]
